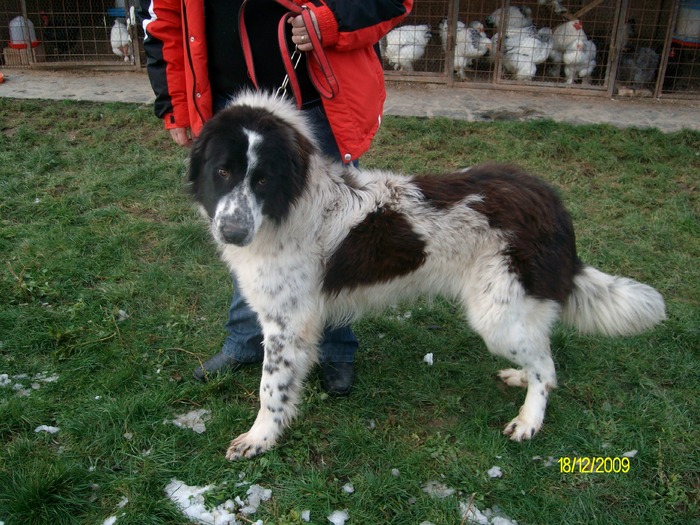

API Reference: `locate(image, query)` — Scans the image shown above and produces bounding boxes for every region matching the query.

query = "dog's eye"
[257,178,267,186]
[217,168,231,179]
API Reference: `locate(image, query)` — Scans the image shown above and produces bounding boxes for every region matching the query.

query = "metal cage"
[1,0,142,69]
[381,0,699,99]
[1,0,698,99]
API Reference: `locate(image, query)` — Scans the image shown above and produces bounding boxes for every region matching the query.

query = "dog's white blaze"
[243,128,263,176]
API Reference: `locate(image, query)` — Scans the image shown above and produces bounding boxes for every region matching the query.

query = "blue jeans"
[220,103,358,363]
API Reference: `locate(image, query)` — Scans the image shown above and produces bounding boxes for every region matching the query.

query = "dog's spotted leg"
[498,368,528,388]
[502,357,557,441]
[226,318,320,460]
[465,279,559,441]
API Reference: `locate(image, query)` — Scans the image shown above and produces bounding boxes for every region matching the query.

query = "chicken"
[501,27,554,81]
[382,24,431,72]
[548,19,588,77]
[563,37,597,84]
[486,6,534,30]
[110,20,132,61]
[537,0,568,15]
[618,47,660,87]
[487,6,535,67]
[439,19,492,79]
[439,18,466,51]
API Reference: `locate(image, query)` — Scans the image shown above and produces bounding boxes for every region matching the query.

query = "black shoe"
[320,362,354,396]
[193,351,244,382]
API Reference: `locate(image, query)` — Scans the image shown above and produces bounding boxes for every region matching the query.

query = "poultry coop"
[0,0,142,68]
[1,0,698,99]
[382,0,700,99]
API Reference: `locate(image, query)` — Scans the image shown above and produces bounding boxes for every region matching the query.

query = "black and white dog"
[188,91,665,460]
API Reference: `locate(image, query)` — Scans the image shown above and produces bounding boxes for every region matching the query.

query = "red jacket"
[139,0,412,161]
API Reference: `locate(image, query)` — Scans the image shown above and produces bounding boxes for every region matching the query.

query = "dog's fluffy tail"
[562,266,666,337]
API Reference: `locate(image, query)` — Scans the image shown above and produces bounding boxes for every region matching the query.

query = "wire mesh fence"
[1,0,698,99]
[1,0,141,68]
[380,0,699,98]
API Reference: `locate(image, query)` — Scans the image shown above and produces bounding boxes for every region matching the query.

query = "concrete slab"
[1,68,699,133]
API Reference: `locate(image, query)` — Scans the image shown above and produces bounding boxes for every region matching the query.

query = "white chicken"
[382,24,431,72]
[486,6,534,30]
[110,19,131,61]
[562,37,597,84]
[487,6,535,67]
[548,19,587,77]
[501,27,554,81]
[439,19,492,79]
[537,0,568,14]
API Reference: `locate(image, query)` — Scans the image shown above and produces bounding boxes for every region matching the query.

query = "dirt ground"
[1,68,699,133]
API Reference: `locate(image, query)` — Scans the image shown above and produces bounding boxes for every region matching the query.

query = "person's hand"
[289,11,321,52]
[169,127,193,147]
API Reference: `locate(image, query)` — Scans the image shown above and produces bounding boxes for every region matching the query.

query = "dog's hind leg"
[226,316,321,460]
[464,282,559,441]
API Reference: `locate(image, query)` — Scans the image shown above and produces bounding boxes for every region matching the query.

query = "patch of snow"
[169,409,211,434]
[34,425,60,434]
[102,517,118,525]
[302,510,311,522]
[1,372,59,396]
[35,372,59,383]
[165,479,238,525]
[492,517,518,525]
[165,479,271,525]
[239,485,272,515]
[342,483,354,494]
[460,501,490,525]
[487,466,503,478]
[422,481,455,499]
[460,500,518,525]
[423,353,434,365]
[116,496,129,508]
[391,468,400,477]
[622,450,638,458]
[327,509,349,525]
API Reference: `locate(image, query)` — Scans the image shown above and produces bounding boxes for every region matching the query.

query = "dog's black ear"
[187,131,208,196]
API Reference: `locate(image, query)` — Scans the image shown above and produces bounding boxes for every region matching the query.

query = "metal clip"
[277,46,303,98]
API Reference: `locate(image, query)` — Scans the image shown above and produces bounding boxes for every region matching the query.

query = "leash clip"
[277,45,302,99]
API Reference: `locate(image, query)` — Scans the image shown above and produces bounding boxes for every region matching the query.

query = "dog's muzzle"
[213,190,257,247]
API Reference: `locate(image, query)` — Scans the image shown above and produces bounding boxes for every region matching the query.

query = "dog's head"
[188,92,316,247]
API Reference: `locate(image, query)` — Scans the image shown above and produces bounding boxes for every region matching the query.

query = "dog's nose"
[219,224,250,246]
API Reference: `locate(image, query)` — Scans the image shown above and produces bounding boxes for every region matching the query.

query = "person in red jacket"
[139,0,412,394]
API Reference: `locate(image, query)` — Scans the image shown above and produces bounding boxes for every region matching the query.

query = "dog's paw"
[498,368,528,388]
[225,432,271,461]
[503,415,542,441]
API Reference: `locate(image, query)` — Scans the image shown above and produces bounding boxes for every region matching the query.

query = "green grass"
[0,98,698,524]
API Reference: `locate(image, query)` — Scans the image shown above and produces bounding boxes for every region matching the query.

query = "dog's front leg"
[226,318,320,460]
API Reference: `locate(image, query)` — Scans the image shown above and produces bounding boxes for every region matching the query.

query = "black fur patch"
[413,164,582,303]
[322,207,427,295]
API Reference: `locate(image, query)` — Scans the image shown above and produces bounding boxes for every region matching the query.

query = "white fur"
[563,266,666,337]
